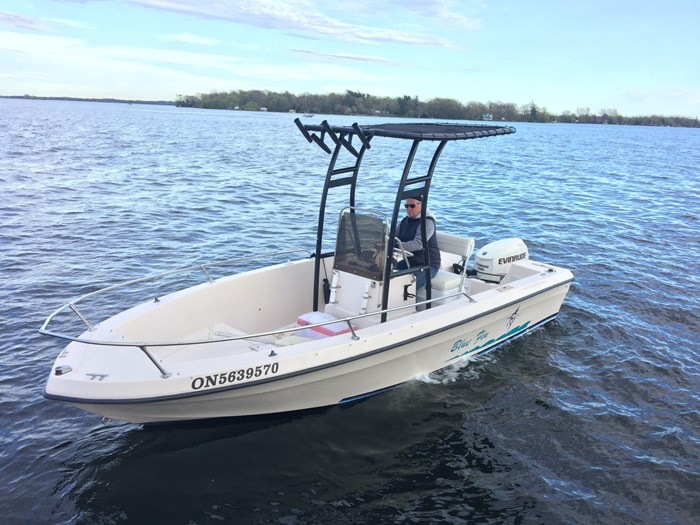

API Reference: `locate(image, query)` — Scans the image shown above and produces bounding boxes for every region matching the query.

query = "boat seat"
[432,269,462,291]
[431,232,474,292]
[436,232,474,270]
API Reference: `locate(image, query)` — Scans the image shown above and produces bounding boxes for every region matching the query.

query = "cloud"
[408,0,482,30]
[291,48,391,64]
[0,11,47,31]
[125,0,456,46]
[0,10,94,33]
[101,45,247,70]
[48,18,95,30]
[349,0,483,31]
[0,29,390,99]
[0,31,85,55]
[0,31,244,72]
[0,22,406,101]
[161,32,218,46]
[0,30,241,98]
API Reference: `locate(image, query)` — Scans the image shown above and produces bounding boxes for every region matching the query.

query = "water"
[1,99,698,524]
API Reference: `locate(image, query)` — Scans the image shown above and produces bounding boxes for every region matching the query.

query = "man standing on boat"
[397,197,441,289]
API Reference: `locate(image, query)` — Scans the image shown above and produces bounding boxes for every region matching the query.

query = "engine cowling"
[474,238,528,283]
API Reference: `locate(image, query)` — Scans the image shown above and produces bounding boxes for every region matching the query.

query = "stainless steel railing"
[40,249,314,344]
[40,249,476,377]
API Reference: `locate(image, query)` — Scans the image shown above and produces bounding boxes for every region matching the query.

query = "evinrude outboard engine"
[475,238,528,283]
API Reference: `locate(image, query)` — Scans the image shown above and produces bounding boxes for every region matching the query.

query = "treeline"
[176,89,699,128]
[2,95,174,106]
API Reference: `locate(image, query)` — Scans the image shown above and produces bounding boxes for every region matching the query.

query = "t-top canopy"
[359,122,516,140]
[297,120,515,146]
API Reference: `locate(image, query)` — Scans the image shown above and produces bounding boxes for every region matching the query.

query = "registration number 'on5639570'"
[191,362,280,390]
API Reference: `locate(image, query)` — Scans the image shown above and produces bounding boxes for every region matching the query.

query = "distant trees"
[174,90,699,128]
[421,98,465,119]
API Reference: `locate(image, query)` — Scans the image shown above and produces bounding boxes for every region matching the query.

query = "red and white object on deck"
[296,311,352,339]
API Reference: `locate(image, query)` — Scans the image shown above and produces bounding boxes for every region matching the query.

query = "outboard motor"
[475,238,528,283]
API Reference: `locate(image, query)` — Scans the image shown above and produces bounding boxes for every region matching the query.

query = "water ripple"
[1,99,698,524]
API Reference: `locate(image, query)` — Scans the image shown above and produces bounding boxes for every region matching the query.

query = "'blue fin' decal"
[446,321,531,362]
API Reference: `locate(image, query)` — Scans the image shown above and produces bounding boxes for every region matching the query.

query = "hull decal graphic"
[446,321,532,362]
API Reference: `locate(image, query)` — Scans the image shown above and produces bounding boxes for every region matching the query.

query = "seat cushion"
[432,269,462,291]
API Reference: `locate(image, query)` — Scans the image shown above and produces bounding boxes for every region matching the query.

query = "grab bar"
[40,287,476,350]
[40,249,313,339]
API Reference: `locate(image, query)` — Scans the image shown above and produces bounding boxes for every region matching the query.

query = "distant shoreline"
[0,95,174,106]
[3,93,697,128]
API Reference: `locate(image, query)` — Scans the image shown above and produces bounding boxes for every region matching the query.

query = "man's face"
[404,199,421,219]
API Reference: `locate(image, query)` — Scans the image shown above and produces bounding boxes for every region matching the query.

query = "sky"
[1,0,698,117]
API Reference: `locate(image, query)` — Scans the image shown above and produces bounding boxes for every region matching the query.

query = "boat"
[41,120,573,423]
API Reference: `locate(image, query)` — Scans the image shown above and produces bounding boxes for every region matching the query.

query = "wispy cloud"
[0,11,93,32]
[342,0,483,31]
[48,17,95,30]
[0,31,243,70]
[100,45,246,70]
[390,0,482,30]
[0,28,394,99]
[0,11,47,31]
[161,32,218,46]
[0,30,246,98]
[291,48,391,64]
[126,0,457,46]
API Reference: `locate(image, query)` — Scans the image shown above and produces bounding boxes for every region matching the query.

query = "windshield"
[333,210,387,281]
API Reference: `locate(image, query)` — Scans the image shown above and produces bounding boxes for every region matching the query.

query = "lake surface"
[1,99,698,524]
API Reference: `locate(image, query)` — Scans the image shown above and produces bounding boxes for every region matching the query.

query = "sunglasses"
[404,203,419,209]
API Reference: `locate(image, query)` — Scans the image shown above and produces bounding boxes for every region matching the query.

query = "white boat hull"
[44,257,571,423]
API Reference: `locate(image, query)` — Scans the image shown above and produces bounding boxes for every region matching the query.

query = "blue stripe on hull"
[340,384,400,404]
